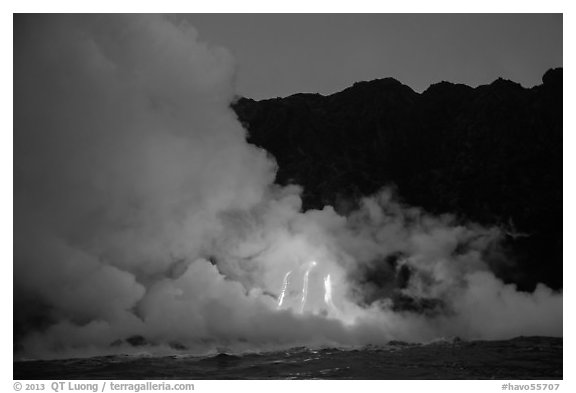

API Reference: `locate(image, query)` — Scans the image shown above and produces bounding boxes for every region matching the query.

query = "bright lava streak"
[277,271,292,309]
[300,261,317,313]
[278,260,341,316]
[324,274,333,305]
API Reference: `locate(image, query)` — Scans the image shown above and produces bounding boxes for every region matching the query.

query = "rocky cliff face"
[233,68,562,291]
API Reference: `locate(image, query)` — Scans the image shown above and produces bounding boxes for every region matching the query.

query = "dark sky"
[181,14,562,99]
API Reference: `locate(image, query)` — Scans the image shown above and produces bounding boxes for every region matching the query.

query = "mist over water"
[14,15,562,360]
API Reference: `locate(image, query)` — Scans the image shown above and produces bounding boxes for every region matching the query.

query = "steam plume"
[14,15,561,359]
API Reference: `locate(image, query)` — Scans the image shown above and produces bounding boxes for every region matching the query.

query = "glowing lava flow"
[277,271,292,309]
[300,261,317,313]
[277,260,341,317]
[324,274,334,307]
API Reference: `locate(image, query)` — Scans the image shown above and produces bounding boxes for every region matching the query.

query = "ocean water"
[14,336,562,380]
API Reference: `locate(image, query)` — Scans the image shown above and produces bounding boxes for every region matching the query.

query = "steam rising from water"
[14,15,562,359]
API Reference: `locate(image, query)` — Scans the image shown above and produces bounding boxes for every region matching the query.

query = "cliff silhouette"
[233,68,562,292]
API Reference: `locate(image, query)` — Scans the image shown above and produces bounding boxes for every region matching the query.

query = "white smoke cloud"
[14,14,561,360]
